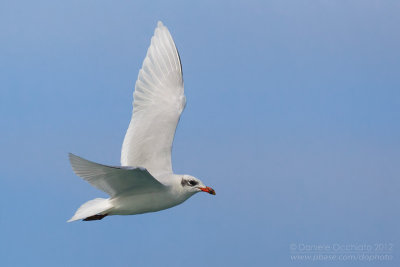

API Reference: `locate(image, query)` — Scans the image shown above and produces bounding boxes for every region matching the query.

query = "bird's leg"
[83,214,108,221]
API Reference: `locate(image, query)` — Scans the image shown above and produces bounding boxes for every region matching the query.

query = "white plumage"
[68,21,215,222]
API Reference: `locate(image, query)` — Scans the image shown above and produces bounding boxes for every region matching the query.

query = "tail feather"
[68,198,113,222]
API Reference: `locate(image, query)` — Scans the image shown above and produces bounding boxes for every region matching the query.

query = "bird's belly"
[109,191,185,215]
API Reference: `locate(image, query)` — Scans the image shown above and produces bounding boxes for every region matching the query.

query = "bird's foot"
[83,214,108,221]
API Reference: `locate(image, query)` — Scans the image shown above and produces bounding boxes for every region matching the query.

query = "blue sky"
[1,1,399,266]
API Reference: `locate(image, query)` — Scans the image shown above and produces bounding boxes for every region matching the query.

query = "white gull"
[68,21,215,222]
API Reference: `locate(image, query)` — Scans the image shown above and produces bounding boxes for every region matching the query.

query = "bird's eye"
[189,180,198,186]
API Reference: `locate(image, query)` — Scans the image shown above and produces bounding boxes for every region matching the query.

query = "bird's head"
[181,175,216,195]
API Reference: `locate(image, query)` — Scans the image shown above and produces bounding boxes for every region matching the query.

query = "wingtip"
[68,153,77,164]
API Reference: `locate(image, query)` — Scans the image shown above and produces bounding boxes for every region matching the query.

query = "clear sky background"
[1,1,399,266]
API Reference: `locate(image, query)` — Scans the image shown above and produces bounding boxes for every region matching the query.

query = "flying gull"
[68,21,215,222]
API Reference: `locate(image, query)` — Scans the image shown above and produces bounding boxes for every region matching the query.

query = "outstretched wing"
[69,153,165,197]
[121,21,185,177]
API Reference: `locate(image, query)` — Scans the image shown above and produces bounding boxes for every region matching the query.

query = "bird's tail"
[67,198,113,222]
